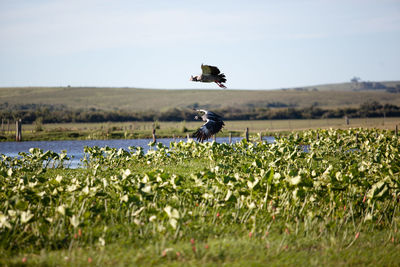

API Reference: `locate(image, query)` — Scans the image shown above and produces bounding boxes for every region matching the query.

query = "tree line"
[1,101,400,124]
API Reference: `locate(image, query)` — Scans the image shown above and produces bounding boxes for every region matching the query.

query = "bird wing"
[205,110,222,121]
[193,119,224,142]
[201,64,221,75]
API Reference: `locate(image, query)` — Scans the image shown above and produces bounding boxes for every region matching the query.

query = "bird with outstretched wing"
[190,64,227,88]
[193,109,225,142]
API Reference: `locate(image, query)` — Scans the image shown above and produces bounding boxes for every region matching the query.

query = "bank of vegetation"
[1,101,400,124]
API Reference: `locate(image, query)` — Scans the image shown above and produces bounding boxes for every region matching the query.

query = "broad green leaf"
[56,175,63,183]
[20,210,33,224]
[70,215,80,228]
[120,195,129,202]
[289,175,301,185]
[141,185,152,194]
[0,213,11,229]
[225,190,232,201]
[57,205,66,216]
[169,218,178,229]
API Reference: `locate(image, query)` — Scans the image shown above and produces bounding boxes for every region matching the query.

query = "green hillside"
[1,81,400,112]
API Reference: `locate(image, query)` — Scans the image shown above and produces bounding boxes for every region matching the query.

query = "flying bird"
[193,109,225,142]
[190,64,227,88]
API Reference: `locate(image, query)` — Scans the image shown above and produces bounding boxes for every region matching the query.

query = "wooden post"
[229,132,232,144]
[245,128,249,142]
[383,111,386,126]
[187,133,190,141]
[152,128,156,143]
[396,125,398,136]
[344,115,349,126]
[16,119,22,142]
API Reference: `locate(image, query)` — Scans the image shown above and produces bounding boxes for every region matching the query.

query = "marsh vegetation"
[1,128,399,265]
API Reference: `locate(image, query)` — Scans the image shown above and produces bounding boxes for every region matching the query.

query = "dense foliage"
[0,128,399,257]
[1,101,400,123]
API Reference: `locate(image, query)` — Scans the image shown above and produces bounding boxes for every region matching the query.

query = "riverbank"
[1,117,399,141]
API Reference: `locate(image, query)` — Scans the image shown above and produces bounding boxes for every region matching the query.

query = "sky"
[0,0,399,90]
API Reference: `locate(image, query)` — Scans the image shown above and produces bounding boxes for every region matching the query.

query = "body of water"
[0,137,275,168]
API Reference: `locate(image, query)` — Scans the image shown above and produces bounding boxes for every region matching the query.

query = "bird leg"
[215,82,226,88]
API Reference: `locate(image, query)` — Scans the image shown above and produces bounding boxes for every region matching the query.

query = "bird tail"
[218,73,227,83]
[193,128,206,143]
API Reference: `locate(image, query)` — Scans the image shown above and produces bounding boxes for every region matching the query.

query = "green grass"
[1,81,400,112]
[2,231,399,266]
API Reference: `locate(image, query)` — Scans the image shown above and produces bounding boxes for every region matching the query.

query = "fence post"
[383,112,386,126]
[229,132,232,144]
[396,125,398,136]
[187,133,190,141]
[344,115,349,126]
[16,119,22,142]
[245,128,249,142]
[152,128,156,143]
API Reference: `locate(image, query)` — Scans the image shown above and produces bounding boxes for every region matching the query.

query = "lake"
[0,137,275,168]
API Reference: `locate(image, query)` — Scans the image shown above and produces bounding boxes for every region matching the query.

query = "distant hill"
[1,81,400,112]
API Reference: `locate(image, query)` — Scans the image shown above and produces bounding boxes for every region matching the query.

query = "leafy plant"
[0,128,399,261]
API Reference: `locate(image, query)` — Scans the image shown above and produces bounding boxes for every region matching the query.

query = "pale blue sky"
[0,0,399,89]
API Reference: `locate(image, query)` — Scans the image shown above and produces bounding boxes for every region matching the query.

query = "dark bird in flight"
[193,109,225,142]
[190,64,227,88]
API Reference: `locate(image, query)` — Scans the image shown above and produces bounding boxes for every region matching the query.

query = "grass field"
[1,81,400,112]
[1,117,399,141]
[1,128,399,266]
